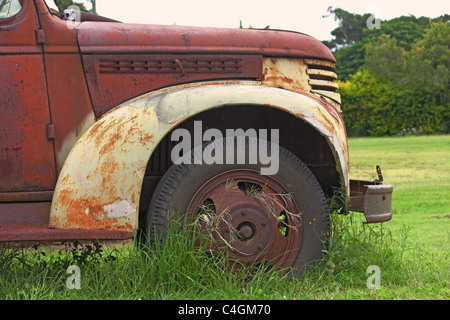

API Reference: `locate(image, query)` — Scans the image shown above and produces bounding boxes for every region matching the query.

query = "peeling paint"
[262,58,310,92]
[84,199,135,219]
[104,200,135,219]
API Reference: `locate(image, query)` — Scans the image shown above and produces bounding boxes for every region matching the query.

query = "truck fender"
[49,82,349,231]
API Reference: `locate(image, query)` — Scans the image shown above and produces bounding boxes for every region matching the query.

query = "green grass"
[348,135,450,249]
[345,134,450,299]
[0,135,449,300]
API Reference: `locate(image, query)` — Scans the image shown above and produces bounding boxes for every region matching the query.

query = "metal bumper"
[349,179,393,224]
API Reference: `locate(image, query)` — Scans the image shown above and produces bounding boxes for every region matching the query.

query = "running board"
[0,226,134,242]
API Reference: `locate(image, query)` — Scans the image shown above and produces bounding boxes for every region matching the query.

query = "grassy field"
[0,135,449,300]
[346,134,450,299]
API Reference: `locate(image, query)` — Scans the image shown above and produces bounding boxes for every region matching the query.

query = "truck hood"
[77,22,335,62]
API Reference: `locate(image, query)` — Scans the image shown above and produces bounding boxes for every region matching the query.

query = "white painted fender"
[49,81,349,230]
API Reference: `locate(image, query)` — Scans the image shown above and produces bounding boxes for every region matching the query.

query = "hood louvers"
[305,59,341,109]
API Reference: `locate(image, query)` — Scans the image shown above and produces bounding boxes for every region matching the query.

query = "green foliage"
[334,41,366,80]
[339,69,445,136]
[362,15,432,51]
[366,23,450,98]
[323,7,372,49]
[339,69,392,136]
[365,34,405,81]
[325,9,448,81]
[239,20,270,29]
[407,23,450,106]
[328,7,449,136]
[53,0,88,12]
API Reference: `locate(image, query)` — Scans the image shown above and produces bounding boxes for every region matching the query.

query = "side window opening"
[0,0,22,19]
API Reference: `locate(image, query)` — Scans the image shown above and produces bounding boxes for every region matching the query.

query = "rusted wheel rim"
[188,169,302,270]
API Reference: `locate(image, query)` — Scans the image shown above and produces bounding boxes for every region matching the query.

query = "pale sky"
[49,0,449,41]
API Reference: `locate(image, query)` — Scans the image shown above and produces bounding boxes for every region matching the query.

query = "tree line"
[324,8,449,136]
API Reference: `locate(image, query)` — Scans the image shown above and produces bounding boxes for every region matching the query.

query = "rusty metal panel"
[0,54,56,192]
[304,59,341,110]
[0,226,133,242]
[0,191,53,202]
[0,202,51,228]
[43,53,96,173]
[262,58,311,92]
[77,20,335,117]
[82,54,263,118]
[24,0,97,173]
[0,0,38,50]
[262,58,341,111]
[78,22,336,62]
[0,0,58,192]
[49,82,349,231]
[33,0,80,54]
[98,55,255,75]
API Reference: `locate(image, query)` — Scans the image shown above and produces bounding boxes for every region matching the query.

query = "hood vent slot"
[305,58,341,106]
[99,56,244,75]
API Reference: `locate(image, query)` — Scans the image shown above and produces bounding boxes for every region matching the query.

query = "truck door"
[0,0,56,192]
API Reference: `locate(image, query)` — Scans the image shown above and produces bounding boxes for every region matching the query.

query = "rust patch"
[99,131,123,156]
[263,75,294,85]
[262,58,310,93]
[99,157,120,175]
[140,133,154,144]
[54,189,134,230]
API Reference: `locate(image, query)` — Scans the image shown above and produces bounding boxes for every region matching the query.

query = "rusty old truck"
[0,0,392,273]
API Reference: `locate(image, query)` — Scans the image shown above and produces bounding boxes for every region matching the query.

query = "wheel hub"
[188,169,302,271]
[236,222,254,240]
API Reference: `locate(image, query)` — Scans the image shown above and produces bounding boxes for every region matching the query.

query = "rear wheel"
[146,137,329,274]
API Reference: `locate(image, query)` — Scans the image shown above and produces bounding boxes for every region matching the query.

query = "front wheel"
[146,137,330,275]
